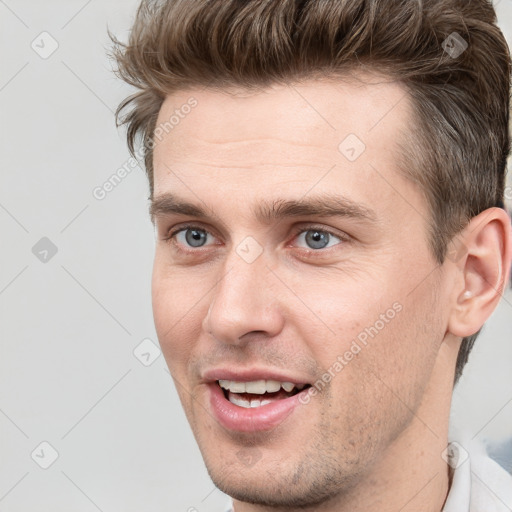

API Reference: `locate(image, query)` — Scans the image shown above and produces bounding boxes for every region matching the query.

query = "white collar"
[442,436,512,512]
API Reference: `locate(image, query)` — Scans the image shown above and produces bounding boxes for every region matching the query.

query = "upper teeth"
[218,380,305,394]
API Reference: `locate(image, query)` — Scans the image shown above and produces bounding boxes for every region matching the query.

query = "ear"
[447,207,512,338]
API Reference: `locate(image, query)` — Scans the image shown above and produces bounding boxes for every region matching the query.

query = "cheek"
[281,269,395,362]
[290,265,443,397]
[151,261,206,372]
[342,282,445,412]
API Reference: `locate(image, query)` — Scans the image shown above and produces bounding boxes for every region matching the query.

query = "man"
[111,0,512,510]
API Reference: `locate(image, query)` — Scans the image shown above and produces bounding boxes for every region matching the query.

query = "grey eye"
[296,229,341,250]
[305,230,330,249]
[181,228,208,247]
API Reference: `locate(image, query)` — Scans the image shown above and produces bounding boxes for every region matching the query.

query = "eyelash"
[162,223,349,255]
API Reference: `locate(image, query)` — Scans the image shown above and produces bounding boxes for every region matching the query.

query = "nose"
[202,247,284,346]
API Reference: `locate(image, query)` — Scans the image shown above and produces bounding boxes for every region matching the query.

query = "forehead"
[158,73,408,132]
[152,75,414,213]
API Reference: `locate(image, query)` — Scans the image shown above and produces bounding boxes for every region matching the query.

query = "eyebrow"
[149,192,378,226]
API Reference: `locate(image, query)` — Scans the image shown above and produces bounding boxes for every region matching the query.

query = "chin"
[210,472,342,509]
[201,444,360,509]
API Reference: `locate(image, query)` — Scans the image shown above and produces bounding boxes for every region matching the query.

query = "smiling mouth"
[217,379,311,408]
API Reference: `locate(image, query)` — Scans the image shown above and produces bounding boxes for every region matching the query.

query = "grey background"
[0,1,511,511]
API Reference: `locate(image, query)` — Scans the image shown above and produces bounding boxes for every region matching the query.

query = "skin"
[150,75,511,511]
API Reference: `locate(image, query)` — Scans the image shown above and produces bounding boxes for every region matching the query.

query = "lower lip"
[208,383,310,432]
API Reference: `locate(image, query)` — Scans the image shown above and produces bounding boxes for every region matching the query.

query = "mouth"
[218,379,311,408]
[208,378,313,432]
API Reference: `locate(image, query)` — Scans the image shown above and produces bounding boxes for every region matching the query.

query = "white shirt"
[442,436,512,512]
[222,437,512,512]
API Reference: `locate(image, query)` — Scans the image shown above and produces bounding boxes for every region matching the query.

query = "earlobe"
[448,207,512,338]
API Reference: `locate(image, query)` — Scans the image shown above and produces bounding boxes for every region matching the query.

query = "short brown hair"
[110,0,511,384]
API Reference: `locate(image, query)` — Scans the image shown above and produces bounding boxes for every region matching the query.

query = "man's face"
[151,77,452,507]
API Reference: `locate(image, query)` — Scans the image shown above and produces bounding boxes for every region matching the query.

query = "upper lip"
[202,367,312,385]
